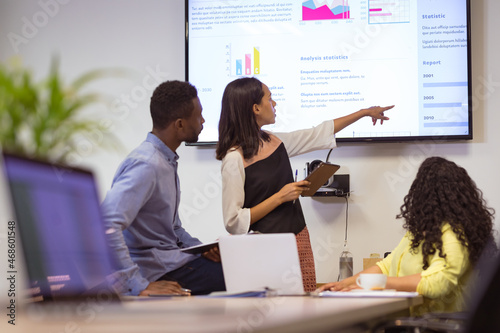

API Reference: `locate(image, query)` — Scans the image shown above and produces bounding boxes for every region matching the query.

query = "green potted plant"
[0,57,122,163]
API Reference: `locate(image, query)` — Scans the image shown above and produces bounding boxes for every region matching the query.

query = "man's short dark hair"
[150,81,198,129]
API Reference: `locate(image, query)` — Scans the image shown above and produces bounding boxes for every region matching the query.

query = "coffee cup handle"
[356,276,362,288]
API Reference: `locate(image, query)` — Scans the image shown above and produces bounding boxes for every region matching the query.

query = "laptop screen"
[2,153,117,301]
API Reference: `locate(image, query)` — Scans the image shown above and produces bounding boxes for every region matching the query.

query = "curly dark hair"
[150,80,198,130]
[215,77,270,160]
[397,156,496,270]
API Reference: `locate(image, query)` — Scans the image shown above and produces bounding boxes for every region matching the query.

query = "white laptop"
[218,233,305,295]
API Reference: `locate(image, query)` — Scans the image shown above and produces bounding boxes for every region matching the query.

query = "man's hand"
[139,280,190,296]
[202,246,221,262]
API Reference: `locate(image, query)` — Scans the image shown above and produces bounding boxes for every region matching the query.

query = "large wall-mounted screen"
[186,0,472,144]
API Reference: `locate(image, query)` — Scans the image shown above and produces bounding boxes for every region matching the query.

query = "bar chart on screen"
[225,43,261,77]
[368,0,410,24]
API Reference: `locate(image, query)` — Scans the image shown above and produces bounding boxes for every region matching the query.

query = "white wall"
[0,0,499,298]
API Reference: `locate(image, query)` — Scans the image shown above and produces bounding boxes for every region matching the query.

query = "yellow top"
[377,223,471,315]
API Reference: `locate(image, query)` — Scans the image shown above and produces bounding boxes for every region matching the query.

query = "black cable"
[337,195,350,282]
[325,148,333,163]
[344,195,349,243]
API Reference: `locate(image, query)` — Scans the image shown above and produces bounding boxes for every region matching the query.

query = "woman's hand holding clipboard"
[301,163,340,196]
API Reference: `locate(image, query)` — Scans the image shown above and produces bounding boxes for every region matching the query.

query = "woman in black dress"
[216,77,393,291]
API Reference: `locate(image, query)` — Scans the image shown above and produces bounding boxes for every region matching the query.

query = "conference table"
[15,294,423,333]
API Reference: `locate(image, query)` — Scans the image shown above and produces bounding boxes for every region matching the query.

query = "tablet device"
[180,241,218,254]
[301,162,340,196]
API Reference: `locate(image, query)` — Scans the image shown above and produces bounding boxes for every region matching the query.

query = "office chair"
[371,312,467,333]
[371,245,500,333]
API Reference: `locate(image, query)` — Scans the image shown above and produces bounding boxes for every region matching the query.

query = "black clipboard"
[301,163,340,196]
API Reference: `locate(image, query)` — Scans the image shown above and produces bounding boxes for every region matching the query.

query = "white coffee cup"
[356,273,387,290]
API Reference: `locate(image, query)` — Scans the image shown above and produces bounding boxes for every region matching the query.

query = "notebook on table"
[218,233,305,296]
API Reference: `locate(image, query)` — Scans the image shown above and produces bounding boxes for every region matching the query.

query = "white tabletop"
[11,294,423,333]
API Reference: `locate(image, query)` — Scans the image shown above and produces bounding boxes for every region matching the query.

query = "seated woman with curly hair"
[318,156,497,315]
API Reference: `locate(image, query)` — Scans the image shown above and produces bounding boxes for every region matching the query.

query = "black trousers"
[158,256,226,295]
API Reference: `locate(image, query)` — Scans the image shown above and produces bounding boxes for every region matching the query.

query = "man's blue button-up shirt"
[101,133,201,295]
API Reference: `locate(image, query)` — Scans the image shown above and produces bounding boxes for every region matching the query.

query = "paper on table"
[203,290,270,298]
[316,290,419,298]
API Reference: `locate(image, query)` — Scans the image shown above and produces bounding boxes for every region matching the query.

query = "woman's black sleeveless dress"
[243,143,317,291]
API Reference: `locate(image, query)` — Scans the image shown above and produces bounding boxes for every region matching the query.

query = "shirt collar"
[146,132,179,163]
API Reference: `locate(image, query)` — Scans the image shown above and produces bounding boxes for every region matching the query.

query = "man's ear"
[174,118,184,131]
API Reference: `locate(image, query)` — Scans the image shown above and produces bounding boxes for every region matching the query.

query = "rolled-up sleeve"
[221,150,251,234]
[416,227,469,299]
[376,252,394,275]
[105,228,150,295]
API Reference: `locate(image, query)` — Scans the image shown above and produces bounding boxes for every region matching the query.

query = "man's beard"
[184,132,200,144]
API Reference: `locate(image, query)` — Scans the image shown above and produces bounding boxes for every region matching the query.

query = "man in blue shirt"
[101,81,225,296]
